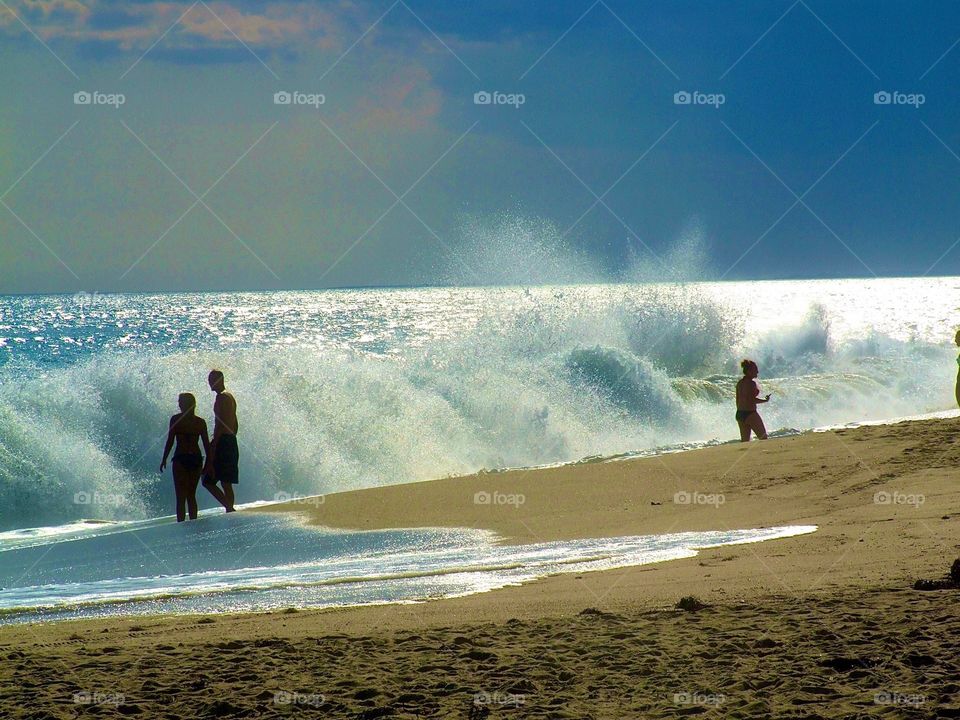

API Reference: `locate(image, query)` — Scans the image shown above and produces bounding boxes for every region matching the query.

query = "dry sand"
[2,418,960,718]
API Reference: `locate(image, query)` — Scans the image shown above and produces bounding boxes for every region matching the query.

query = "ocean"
[0,277,955,621]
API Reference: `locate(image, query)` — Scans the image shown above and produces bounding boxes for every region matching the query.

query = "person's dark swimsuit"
[173,452,203,471]
[172,419,204,471]
[735,409,755,422]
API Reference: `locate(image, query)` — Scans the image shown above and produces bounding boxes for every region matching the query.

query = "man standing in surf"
[202,369,239,512]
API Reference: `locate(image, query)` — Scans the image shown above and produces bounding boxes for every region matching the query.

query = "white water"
[0,278,956,530]
[0,510,816,624]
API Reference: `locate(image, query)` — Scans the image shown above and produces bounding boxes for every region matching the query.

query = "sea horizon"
[4,271,960,298]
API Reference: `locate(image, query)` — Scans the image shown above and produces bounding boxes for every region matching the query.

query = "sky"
[1,0,960,292]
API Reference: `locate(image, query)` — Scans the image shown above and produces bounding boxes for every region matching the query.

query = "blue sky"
[1,0,959,292]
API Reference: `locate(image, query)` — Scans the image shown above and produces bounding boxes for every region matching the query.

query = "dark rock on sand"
[914,578,954,590]
[913,557,960,590]
[676,596,707,612]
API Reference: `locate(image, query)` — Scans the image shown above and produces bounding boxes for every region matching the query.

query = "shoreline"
[3,416,960,717]
[260,405,956,518]
[7,414,960,613]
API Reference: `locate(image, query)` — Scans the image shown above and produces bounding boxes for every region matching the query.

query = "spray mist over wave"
[449,213,714,287]
[622,217,713,284]
[450,213,604,286]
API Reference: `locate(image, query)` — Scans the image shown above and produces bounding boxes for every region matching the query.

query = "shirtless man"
[735,359,770,442]
[202,369,239,512]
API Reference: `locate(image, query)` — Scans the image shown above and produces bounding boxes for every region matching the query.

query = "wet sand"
[2,418,960,718]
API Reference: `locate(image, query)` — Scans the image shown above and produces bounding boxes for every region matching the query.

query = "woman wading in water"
[160,393,211,521]
[736,359,771,442]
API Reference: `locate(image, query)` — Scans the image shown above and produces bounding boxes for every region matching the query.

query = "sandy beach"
[3,417,960,718]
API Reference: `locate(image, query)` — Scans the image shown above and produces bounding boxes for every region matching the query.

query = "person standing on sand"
[736,359,770,442]
[160,393,210,522]
[202,370,239,512]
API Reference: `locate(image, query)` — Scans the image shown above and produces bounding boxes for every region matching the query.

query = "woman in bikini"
[160,393,211,521]
[735,359,771,442]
